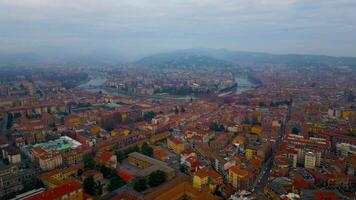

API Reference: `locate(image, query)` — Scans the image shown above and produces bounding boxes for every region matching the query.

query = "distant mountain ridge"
[136,51,232,69]
[137,48,356,68]
[1,48,356,68]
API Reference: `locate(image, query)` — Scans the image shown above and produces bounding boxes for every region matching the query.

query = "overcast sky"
[0,0,355,60]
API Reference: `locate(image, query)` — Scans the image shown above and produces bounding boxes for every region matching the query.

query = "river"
[78,74,256,96]
[235,75,257,94]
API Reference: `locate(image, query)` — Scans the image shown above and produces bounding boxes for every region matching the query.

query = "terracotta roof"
[315,192,340,200]
[195,167,221,180]
[98,151,115,161]
[26,181,82,200]
[169,138,182,145]
[116,169,134,182]
[229,166,248,178]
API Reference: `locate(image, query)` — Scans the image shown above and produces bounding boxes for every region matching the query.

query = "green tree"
[14,113,22,119]
[148,170,166,187]
[108,175,126,191]
[116,151,125,162]
[100,165,112,178]
[102,120,115,132]
[6,113,13,129]
[292,127,300,135]
[77,168,83,177]
[22,179,37,191]
[141,142,153,157]
[210,123,225,132]
[143,111,156,122]
[84,157,95,169]
[133,177,147,192]
[83,176,96,195]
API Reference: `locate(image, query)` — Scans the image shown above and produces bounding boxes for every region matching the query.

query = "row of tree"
[82,158,127,196]
[116,142,153,162]
[133,170,166,192]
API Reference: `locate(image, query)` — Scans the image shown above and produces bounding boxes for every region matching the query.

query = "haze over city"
[1,0,356,61]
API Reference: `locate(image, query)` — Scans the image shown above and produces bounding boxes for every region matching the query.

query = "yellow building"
[342,110,356,120]
[228,166,249,189]
[39,164,84,189]
[167,138,185,154]
[251,126,263,135]
[193,167,223,193]
[245,147,256,160]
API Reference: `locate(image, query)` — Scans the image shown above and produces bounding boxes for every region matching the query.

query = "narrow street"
[252,103,291,195]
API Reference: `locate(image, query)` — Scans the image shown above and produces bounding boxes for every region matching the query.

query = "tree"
[14,113,22,119]
[133,177,147,192]
[83,176,96,195]
[210,123,225,132]
[6,113,13,129]
[174,106,179,114]
[116,151,125,162]
[141,142,153,157]
[102,120,115,132]
[84,157,95,169]
[259,102,266,107]
[23,179,37,191]
[100,165,112,178]
[148,170,166,187]
[77,169,84,177]
[292,127,300,135]
[108,175,126,191]
[143,111,156,122]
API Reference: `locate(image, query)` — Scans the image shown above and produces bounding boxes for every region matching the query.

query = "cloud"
[0,0,355,58]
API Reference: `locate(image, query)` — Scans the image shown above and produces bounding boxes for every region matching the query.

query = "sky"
[0,0,355,61]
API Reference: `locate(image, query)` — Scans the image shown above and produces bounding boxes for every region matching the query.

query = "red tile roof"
[315,192,340,200]
[98,151,114,161]
[116,169,134,182]
[26,181,82,200]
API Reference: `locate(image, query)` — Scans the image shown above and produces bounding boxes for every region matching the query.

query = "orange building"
[228,166,250,190]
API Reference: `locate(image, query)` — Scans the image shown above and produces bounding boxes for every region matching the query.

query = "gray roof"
[128,152,175,177]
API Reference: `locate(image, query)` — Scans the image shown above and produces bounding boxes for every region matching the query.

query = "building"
[0,168,39,198]
[95,151,117,169]
[25,181,84,200]
[82,170,103,183]
[2,146,21,164]
[144,176,221,200]
[304,152,316,169]
[167,138,184,154]
[30,136,82,170]
[228,166,250,190]
[39,164,83,189]
[336,143,356,156]
[193,167,223,192]
[128,152,175,180]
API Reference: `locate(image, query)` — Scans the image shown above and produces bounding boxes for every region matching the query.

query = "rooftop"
[32,136,81,153]
[128,152,175,177]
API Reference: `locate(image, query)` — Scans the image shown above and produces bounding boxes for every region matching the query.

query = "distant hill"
[137,48,356,68]
[136,51,232,69]
[1,49,356,68]
[0,52,43,66]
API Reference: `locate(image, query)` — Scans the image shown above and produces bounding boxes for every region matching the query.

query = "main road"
[252,103,291,194]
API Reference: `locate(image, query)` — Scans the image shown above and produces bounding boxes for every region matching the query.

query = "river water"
[79,75,256,96]
[235,75,257,94]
